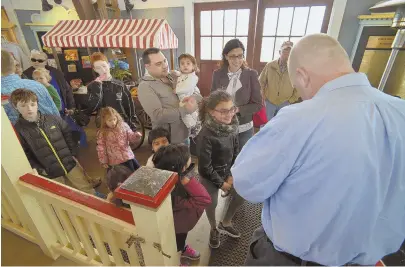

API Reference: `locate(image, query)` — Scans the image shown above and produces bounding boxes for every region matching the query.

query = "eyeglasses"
[31,58,46,63]
[214,106,238,116]
[228,54,244,60]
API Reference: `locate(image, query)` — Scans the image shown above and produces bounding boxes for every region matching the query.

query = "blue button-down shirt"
[1,74,59,124]
[232,73,405,266]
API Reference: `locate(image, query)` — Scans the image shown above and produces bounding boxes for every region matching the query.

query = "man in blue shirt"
[1,50,59,124]
[232,34,405,266]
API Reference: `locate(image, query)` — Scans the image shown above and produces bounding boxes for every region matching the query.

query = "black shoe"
[218,222,241,238]
[209,228,220,249]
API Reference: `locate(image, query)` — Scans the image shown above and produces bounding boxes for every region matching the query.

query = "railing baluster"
[86,221,112,266]
[1,193,21,226]
[54,207,83,254]
[104,228,126,266]
[40,202,68,246]
[120,233,141,266]
[69,214,97,262]
[1,203,11,221]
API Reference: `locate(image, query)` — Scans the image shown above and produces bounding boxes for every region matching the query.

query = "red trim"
[115,173,178,209]
[376,260,385,266]
[20,173,135,225]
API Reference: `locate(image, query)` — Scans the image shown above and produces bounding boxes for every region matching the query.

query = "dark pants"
[176,232,188,252]
[245,227,301,266]
[239,127,254,149]
[120,158,140,172]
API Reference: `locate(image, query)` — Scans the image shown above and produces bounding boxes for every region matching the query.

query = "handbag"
[253,106,267,127]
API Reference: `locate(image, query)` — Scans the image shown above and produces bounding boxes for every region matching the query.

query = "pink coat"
[96,122,138,165]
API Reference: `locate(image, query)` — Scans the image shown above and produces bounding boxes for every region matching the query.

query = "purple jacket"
[172,178,211,234]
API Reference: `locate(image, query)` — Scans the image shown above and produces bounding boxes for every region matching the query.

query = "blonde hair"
[1,50,15,75]
[33,68,52,82]
[98,107,124,137]
[30,49,48,60]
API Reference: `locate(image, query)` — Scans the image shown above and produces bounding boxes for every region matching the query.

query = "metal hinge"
[153,242,171,258]
[126,234,145,248]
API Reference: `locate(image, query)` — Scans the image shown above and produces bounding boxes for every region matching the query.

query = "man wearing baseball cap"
[259,41,300,122]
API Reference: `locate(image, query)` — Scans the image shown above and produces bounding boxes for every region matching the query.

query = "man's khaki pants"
[54,165,95,195]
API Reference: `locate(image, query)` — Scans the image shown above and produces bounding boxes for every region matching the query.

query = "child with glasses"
[197,90,244,249]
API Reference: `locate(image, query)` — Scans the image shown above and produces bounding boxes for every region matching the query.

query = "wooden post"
[115,167,179,266]
[170,49,175,70]
[72,0,97,20]
[1,108,60,259]
[52,48,62,72]
[123,48,138,81]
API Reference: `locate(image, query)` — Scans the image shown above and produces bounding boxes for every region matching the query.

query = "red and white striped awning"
[42,19,178,49]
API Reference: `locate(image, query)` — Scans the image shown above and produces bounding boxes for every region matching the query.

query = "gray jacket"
[211,67,263,125]
[138,75,202,144]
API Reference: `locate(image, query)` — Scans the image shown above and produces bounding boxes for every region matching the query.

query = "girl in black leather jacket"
[197,90,244,248]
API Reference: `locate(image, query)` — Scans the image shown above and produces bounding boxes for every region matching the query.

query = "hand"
[221,182,232,191]
[106,192,115,202]
[135,131,143,139]
[171,70,181,77]
[95,73,107,83]
[32,168,39,175]
[183,96,197,114]
[102,164,109,169]
[227,176,234,185]
[65,109,74,116]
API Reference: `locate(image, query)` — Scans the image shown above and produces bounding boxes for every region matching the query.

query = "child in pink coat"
[96,107,142,171]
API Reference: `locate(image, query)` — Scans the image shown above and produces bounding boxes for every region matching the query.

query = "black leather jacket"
[14,113,77,178]
[86,79,137,130]
[197,124,239,188]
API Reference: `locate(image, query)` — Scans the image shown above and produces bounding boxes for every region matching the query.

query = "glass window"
[223,36,234,48]
[260,37,275,63]
[236,36,248,59]
[289,36,302,44]
[212,10,224,36]
[306,6,326,34]
[236,9,250,36]
[201,37,211,60]
[263,8,278,36]
[273,37,290,59]
[212,37,223,60]
[291,7,309,36]
[276,7,294,36]
[224,10,237,36]
[201,11,211,36]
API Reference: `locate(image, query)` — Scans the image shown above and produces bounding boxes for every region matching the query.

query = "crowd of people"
[2,32,405,266]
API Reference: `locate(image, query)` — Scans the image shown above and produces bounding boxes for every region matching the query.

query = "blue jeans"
[265,100,290,121]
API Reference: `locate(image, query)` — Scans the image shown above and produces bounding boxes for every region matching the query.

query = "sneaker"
[181,245,200,260]
[209,228,220,249]
[218,222,241,238]
[221,190,230,198]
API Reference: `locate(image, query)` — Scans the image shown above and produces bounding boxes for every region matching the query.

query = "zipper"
[38,127,68,175]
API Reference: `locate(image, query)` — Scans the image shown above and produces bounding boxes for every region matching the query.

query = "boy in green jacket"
[33,68,62,110]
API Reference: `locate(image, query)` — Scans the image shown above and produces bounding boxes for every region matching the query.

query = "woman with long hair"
[211,39,262,148]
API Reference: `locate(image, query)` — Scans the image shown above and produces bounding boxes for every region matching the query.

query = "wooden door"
[194,1,258,96]
[253,0,334,73]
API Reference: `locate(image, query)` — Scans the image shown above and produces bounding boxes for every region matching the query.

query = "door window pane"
[260,37,275,62]
[212,37,223,60]
[236,36,248,59]
[223,36,234,47]
[212,10,224,36]
[306,6,326,34]
[263,8,278,36]
[276,7,294,36]
[224,10,237,36]
[201,37,211,60]
[291,7,309,36]
[201,11,211,36]
[274,37,290,59]
[236,9,250,36]
[289,36,302,45]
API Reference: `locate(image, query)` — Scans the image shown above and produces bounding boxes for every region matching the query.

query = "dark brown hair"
[178,53,200,73]
[10,88,38,106]
[106,165,133,192]
[199,90,233,123]
[142,47,161,64]
[220,38,248,68]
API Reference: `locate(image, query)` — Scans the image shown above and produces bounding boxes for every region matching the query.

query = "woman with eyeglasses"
[211,39,262,150]
[23,50,75,115]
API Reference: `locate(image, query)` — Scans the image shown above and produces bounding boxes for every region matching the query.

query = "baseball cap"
[281,41,293,50]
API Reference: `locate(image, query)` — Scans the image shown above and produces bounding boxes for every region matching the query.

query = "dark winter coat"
[14,113,78,178]
[86,79,137,130]
[24,66,75,109]
[197,114,239,188]
[172,177,211,233]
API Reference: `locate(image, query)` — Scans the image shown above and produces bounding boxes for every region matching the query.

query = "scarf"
[226,68,243,97]
[279,60,287,73]
[204,113,239,137]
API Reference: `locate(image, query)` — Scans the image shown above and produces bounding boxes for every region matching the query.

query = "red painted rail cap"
[20,173,135,225]
[115,167,178,209]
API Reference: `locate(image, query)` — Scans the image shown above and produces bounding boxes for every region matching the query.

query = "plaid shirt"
[1,74,59,124]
